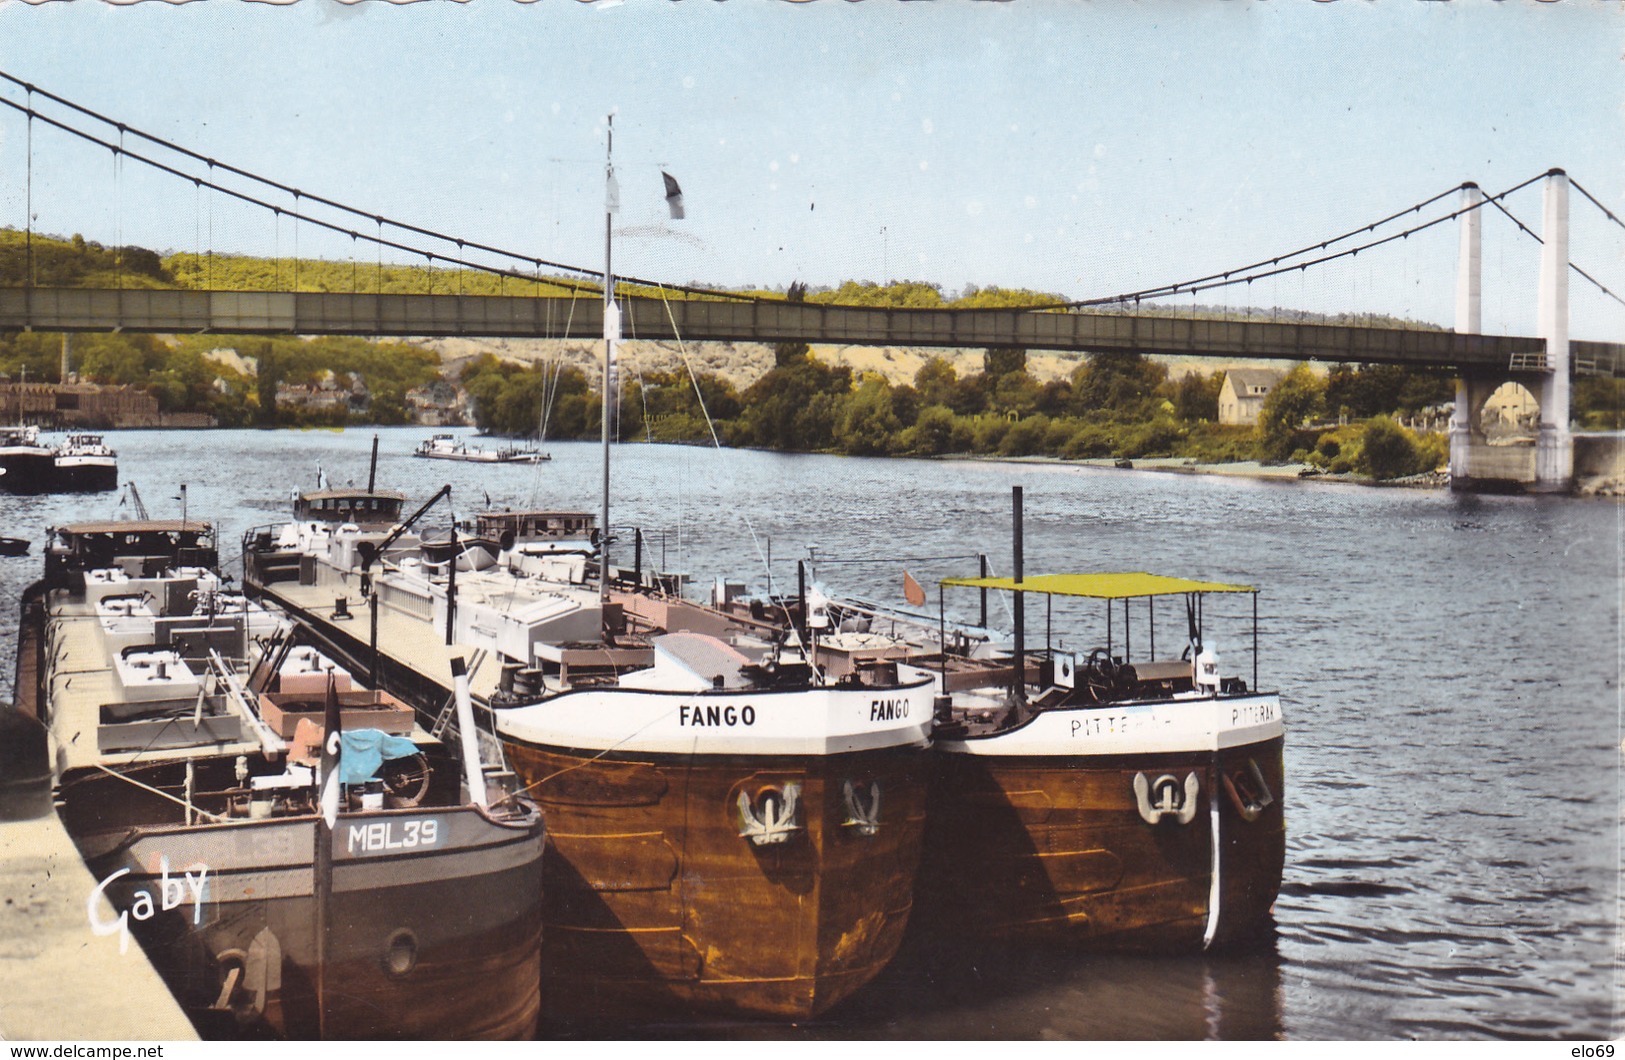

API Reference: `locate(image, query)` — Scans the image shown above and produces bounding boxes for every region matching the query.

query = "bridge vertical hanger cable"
[114,128,123,291]
[293,192,300,293]
[193,179,201,287]
[24,92,32,290]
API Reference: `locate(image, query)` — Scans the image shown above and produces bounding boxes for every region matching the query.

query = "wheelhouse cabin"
[43,520,217,593]
[293,488,406,529]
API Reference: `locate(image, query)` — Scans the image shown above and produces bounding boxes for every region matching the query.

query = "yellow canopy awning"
[941,572,1255,599]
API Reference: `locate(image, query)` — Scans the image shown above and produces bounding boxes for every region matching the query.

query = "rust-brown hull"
[505,742,928,1022]
[915,737,1284,949]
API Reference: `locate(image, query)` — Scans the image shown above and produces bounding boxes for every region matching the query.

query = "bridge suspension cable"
[1476,193,1625,310]
[1569,178,1625,234]
[1052,173,1564,313]
[0,72,767,305]
[1068,178,1496,310]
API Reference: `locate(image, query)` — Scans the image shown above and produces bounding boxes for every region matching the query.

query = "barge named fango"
[243,492,937,1023]
[244,121,938,1024]
[19,518,546,1038]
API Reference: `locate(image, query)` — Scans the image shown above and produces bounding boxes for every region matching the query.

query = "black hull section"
[0,453,57,495]
[0,455,117,494]
[52,461,119,493]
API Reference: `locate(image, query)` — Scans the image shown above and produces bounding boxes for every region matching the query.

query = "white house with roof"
[1218,368,1287,426]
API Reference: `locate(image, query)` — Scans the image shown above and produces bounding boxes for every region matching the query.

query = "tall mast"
[600,115,617,614]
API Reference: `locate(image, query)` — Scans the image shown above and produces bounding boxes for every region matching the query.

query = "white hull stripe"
[935,694,1284,757]
[494,679,936,756]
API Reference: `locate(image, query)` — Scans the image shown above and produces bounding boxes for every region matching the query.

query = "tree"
[1171,370,1221,423]
[251,340,280,426]
[1256,363,1325,461]
[1357,415,1428,479]
[983,347,1027,380]
[738,355,852,451]
[1325,363,1451,420]
[1070,351,1166,418]
[989,371,1042,417]
[950,286,1066,309]
[835,376,900,455]
[813,280,944,308]
[914,356,959,409]
[901,405,959,455]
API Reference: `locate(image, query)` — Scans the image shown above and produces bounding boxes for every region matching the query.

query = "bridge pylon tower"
[1450,169,1574,492]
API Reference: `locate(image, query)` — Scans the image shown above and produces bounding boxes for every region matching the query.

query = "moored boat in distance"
[0,425,58,494]
[891,487,1285,949]
[19,518,546,1039]
[52,433,118,493]
[414,433,550,464]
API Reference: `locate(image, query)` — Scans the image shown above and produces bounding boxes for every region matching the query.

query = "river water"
[1,426,1617,1042]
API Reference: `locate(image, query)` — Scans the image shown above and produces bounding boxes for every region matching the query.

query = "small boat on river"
[414,433,549,465]
[0,425,57,495]
[53,433,119,493]
[17,518,546,1039]
[0,428,118,494]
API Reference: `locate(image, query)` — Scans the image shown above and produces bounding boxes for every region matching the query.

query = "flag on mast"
[903,570,926,608]
[662,172,685,220]
[319,673,343,828]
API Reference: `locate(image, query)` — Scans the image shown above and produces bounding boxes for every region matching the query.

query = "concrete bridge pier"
[1532,169,1572,493]
[1451,170,1573,492]
[1449,184,1483,484]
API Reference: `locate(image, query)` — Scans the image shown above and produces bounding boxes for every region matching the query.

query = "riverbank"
[1004,454,1622,496]
[1072,456,1448,488]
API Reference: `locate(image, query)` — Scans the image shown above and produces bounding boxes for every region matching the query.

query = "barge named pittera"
[879,488,1284,948]
[18,518,546,1039]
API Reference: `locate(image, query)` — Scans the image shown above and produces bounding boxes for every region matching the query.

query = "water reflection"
[556,927,1286,1040]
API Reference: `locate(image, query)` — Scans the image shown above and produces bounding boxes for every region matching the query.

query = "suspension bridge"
[1,75,1621,491]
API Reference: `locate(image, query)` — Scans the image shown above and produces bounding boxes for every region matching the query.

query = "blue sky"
[0,0,1619,339]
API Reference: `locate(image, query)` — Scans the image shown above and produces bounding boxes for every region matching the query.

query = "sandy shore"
[1047,455,1447,488]
[993,455,1619,496]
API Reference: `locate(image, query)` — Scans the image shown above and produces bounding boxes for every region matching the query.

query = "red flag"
[903,570,926,608]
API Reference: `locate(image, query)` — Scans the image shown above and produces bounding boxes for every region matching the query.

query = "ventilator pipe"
[450,655,487,809]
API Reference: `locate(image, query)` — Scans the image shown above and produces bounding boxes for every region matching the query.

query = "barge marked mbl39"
[20,518,546,1039]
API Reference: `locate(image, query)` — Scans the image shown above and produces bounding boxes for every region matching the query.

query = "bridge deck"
[2,287,1619,377]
